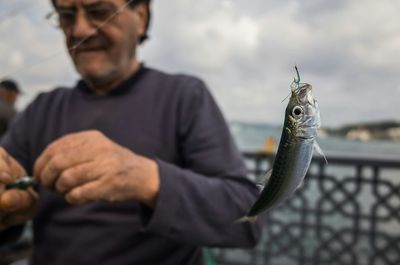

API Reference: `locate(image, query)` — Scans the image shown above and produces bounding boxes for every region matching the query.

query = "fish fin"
[235,215,258,223]
[314,141,328,165]
[257,169,273,191]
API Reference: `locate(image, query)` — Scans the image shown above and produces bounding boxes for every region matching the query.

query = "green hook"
[294,65,301,85]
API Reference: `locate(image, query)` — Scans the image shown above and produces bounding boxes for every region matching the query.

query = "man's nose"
[71,10,97,38]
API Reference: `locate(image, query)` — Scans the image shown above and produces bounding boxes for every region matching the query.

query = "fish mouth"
[293,83,315,106]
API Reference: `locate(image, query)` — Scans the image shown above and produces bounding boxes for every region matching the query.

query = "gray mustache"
[71,36,109,52]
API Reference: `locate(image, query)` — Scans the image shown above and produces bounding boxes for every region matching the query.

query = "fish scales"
[250,126,312,215]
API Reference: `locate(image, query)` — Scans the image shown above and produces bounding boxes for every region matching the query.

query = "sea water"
[226,122,400,265]
[229,121,400,158]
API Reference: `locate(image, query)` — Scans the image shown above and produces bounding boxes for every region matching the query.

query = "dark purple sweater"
[1,66,262,265]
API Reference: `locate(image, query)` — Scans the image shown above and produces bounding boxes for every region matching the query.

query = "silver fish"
[239,67,325,222]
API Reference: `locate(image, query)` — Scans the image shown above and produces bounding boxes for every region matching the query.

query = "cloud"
[144,0,400,126]
[0,0,77,109]
[0,0,399,126]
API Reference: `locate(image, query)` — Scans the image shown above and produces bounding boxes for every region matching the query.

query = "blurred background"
[0,0,399,265]
[1,0,400,128]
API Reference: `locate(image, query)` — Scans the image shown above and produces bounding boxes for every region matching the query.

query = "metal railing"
[1,152,400,265]
[213,152,400,265]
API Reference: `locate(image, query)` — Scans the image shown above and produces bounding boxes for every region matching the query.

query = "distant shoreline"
[230,120,400,142]
[323,120,400,141]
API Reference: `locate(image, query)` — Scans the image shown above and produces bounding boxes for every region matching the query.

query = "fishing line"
[2,0,135,79]
[281,66,301,103]
[70,0,135,51]
[282,66,309,103]
[281,92,291,103]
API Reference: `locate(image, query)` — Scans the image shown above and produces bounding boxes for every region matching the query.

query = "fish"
[238,66,325,222]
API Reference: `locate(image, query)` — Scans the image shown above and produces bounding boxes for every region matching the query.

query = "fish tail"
[235,215,258,223]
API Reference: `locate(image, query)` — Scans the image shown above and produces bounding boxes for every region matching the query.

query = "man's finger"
[0,148,11,165]
[65,180,105,205]
[55,161,100,193]
[34,135,71,178]
[0,190,35,212]
[0,148,27,187]
[34,132,93,177]
[0,171,14,184]
[38,154,68,188]
[9,157,28,180]
[33,138,62,181]
[39,150,94,189]
[0,150,14,184]
[0,158,11,174]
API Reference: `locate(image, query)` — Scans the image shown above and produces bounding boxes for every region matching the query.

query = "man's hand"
[34,130,160,208]
[0,148,37,231]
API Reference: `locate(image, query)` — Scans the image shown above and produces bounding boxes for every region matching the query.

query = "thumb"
[0,189,36,212]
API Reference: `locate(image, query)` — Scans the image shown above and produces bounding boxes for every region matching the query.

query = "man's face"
[55,0,147,85]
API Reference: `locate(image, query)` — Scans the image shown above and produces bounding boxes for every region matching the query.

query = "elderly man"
[0,0,262,264]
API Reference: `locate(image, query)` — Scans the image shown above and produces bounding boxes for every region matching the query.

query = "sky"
[0,0,399,127]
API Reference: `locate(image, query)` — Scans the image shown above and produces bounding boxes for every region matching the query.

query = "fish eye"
[292,106,303,118]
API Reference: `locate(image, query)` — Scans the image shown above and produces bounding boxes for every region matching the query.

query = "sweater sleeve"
[139,78,263,247]
[1,101,35,173]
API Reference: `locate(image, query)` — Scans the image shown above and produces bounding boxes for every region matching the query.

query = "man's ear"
[133,3,149,41]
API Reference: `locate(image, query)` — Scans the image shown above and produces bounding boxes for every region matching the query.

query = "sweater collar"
[76,64,147,96]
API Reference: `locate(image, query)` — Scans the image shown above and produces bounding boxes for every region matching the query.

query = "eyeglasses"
[46,1,133,29]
